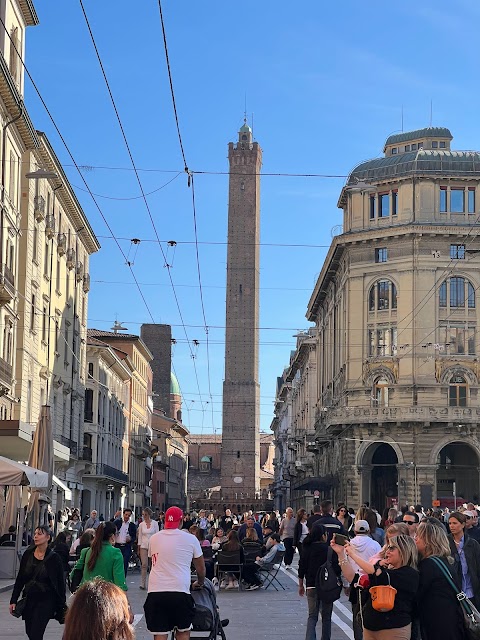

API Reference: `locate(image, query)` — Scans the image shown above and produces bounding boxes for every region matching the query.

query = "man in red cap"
[144,506,206,640]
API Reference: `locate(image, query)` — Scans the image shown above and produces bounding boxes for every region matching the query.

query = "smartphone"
[334,533,348,546]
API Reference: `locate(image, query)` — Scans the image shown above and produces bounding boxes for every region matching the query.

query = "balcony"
[0,357,12,386]
[66,248,75,270]
[322,405,480,432]
[81,446,92,462]
[132,435,152,459]
[75,261,84,282]
[83,273,90,293]
[57,233,66,256]
[56,435,78,457]
[45,214,55,239]
[0,264,15,304]
[86,463,128,484]
[34,195,45,222]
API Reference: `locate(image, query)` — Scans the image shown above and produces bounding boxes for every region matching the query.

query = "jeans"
[283,537,295,566]
[116,543,132,576]
[306,588,333,640]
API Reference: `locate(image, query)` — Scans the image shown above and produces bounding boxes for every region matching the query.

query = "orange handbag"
[369,571,397,612]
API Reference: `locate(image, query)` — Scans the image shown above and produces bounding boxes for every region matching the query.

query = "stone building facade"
[82,335,131,519]
[188,433,274,514]
[221,121,262,502]
[271,329,318,513]
[296,126,480,511]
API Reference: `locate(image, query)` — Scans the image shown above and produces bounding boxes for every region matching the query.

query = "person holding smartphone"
[298,524,341,640]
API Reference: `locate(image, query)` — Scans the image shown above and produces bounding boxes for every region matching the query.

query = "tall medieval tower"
[221,120,262,502]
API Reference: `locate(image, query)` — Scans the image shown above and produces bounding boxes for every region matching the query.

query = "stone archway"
[435,441,480,506]
[359,442,399,511]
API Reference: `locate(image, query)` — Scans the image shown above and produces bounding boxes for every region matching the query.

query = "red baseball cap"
[164,506,183,529]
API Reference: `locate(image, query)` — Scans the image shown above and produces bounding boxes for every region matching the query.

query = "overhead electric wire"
[0,15,157,325]
[155,0,216,433]
[78,0,207,418]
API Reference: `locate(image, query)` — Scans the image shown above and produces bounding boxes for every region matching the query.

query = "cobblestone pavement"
[0,558,354,639]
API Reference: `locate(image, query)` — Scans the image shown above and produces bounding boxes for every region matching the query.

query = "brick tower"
[221,120,262,503]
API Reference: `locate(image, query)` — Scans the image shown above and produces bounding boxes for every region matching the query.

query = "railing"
[56,435,78,457]
[88,463,128,483]
[34,195,45,220]
[323,405,480,427]
[0,356,12,384]
[1,263,14,289]
[81,446,92,461]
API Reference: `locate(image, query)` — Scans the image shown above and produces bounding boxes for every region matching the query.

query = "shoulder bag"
[430,555,480,640]
[12,554,47,618]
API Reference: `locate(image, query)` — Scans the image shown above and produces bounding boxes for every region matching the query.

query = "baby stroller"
[190,578,227,640]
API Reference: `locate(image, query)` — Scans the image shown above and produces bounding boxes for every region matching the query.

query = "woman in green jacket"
[71,522,127,591]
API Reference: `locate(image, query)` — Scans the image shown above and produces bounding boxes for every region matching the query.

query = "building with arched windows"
[273,127,480,511]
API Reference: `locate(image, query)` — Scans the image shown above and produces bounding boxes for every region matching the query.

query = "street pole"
[453,481,457,510]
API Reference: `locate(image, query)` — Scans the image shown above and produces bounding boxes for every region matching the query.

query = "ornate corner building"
[273,127,480,511]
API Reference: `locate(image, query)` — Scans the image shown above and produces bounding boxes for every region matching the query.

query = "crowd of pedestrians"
[8,500,480,640]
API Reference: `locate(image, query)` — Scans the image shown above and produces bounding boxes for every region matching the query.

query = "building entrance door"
[436,442,480,506]
[364,443,398,511]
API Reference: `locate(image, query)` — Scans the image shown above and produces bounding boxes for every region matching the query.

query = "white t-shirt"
[148,529,203,594]
[138,520,159,549]
[116,521,130,544]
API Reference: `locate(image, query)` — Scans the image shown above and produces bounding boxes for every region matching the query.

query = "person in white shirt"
[144,506,205,640]
[137,507,159,590]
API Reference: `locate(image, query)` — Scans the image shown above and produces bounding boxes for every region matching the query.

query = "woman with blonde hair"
[415,520,463,640]
[332,534,419,639]
[369,523,410,565]
[63,579,133,640]
[137,507,159,590]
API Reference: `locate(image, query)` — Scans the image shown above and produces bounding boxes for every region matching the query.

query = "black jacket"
[448,534,480,596]
[311,515,346,542]
[298,540,340,588]
[113,519,137,544]
[11,546,66,611]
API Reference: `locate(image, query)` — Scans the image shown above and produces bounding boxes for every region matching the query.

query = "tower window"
[237,451,240,459]
[242,134,247,141]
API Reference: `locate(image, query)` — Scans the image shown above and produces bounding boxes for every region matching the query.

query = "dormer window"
[391,147,398,155]
[432,141,438,149]
[411,143,417,151]
[439,141,446,148]
[405,145,411,152]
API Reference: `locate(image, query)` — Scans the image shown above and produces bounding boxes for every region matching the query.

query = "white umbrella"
[0,456,49,487]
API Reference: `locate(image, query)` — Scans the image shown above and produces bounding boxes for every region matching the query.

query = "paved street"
[0,558,354,639]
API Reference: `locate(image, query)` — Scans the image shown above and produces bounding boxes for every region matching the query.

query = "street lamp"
[25,169,59,180]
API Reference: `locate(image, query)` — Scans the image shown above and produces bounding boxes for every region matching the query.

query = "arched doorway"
[437,442,480,505]
[362,443,398,511]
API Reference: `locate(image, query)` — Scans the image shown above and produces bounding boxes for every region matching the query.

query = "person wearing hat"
[144,506,206,640]
[345,520,381,640]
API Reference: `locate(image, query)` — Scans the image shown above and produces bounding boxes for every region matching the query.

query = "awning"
[53,475,72,501]
[0,456,49,487]
[294,475,338,491]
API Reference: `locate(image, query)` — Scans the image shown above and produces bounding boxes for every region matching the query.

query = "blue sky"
[24,1,480,434]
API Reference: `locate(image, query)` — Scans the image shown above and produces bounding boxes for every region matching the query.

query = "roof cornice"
[18,0,39,26]
[0,54,38,149]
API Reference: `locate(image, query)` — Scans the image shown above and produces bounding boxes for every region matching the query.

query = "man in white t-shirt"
[144,506,206,640]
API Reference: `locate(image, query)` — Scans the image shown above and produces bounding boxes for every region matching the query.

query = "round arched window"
[369,280,397,311]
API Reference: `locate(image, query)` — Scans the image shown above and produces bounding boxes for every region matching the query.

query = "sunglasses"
[403,521,416,525]
[386,545,398,552]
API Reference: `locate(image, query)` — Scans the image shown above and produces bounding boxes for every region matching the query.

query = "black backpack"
[315,547,342,603]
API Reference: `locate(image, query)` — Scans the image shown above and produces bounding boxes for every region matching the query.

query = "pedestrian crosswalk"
[280,562,354,639]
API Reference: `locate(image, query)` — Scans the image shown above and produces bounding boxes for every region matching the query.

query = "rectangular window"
[439,282,447,307]
[450,245,465,259]
[411,143,417,151]
[379,193,390,217]
[9,151,16,206]
[44,239,49,276]
[391,147,397,155]
[42,306,47,342]
[371,327,397,357]
[375,248,388,263]
[56,259,61,292]
[450,277,465,307]
[392,190,398,216]
[445,325,476,355]
[418,141,424,149]
[368,329,375,357]
[432,141,438,149]
[451,188,465,213]
[440,187,447,213]
[378,281,390,310]
[369,195,376,220]
[405,145,410,152]
[33,225,38,262]
[30,294,35,331]
[439,141,446,149]
[468,188,475,214]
